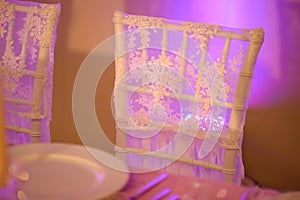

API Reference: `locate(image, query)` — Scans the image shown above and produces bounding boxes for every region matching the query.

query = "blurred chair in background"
[0,0,60,144]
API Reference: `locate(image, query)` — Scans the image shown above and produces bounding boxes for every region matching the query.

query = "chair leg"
[223,148,238,183]
[30,119,41,143]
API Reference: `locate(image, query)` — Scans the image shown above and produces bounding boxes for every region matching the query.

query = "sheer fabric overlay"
[113,12,264,184]
[0,0,61,144]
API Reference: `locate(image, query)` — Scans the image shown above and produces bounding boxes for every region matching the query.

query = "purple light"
[125,0,300,106]
[168,0,281,107]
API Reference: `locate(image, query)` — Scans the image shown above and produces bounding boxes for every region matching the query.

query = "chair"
[0,0,61,144]
[113,11,264,184]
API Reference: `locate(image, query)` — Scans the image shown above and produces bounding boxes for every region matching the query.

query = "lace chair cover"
[113,11,264,183]
[0,0,61,144]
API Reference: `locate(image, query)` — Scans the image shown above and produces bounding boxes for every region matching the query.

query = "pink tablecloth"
[113,171,280,200]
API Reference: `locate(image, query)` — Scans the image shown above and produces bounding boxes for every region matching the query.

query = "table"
[110,171,280,200]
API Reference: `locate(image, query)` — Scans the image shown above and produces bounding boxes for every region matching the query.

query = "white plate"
[8,143,129,200]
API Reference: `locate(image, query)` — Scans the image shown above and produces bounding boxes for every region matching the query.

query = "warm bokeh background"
[25,0,300,191]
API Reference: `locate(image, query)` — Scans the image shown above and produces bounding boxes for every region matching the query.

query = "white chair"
[113,11,264,184]
[0,0,61,144]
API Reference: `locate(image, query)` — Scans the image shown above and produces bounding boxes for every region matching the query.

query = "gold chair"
[0,0,61,144]
[113,11,264,184]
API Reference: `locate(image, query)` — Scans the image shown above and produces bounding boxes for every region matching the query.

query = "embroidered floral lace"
[0,0,60,144]
[113,11,264,183]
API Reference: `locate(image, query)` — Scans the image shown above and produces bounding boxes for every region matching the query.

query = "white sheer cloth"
[0,0,61,144]
[113,11,264,184]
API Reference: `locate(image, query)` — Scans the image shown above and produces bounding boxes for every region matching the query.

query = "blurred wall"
[26,0,124,145]
[27,0,300,191]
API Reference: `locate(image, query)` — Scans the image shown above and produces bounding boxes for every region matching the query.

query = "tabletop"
[110,171,280,200]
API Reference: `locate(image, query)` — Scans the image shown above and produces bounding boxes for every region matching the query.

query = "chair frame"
[113,11,264,183]
[0,1,60,143]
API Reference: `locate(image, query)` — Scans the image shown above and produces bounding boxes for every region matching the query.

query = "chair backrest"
[113,11,264,183]
[0,0,61,144]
